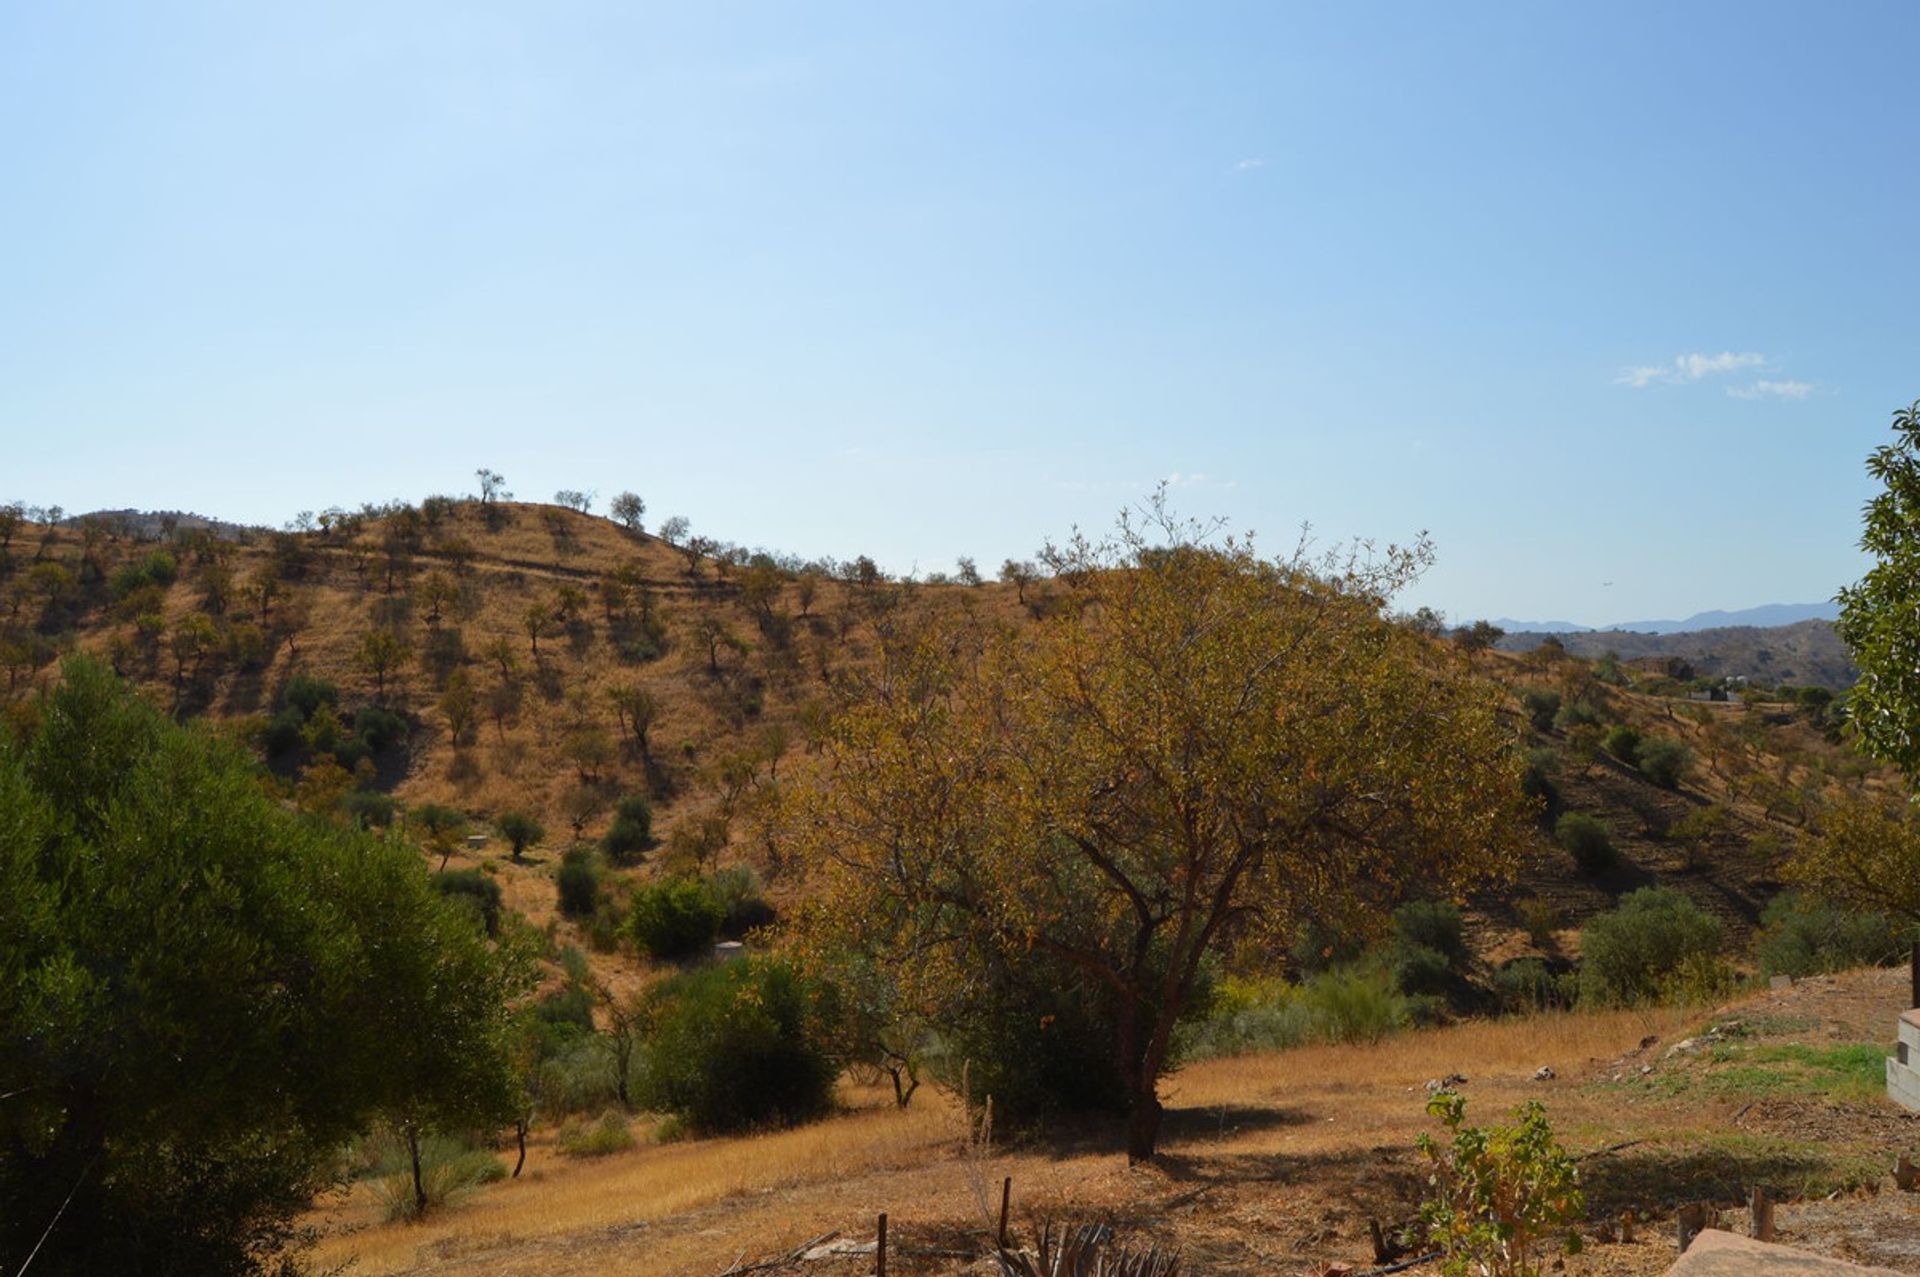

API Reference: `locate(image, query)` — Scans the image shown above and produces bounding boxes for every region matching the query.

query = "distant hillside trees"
[0,659,531,1273]
[610,491,645,531]
[792,501,1525,1162]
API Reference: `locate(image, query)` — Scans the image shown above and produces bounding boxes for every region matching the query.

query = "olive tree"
[1837,399,1920,780]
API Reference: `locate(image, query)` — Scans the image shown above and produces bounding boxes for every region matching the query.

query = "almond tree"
[792,499,1526,1162]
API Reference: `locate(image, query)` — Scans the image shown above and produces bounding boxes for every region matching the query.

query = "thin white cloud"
[1728,379,1815,400]
[1234,158,1267,171]
[1616,351,1766,388]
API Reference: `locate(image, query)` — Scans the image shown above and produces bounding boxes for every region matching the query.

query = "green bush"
[1603,724,1642,767]
[556,1111,636,1158]
[1521,689,1562,733]
[1491,958,1576,1014]
[1555,812,1615,875]
[1754,892,1908,978]
[1520,748,1560,815]
[709,864,776,937]
[628,877,725,960]
[1578,887,1725,1006]
[1394,900,1469,967]
[1553,700,1602,730]
[340,789,398,828]
[434,868,504,936]
[1299,967,1408,1043]
[602,794,655,864]
[1635,736,1691,789]
[367,1134,505,1222]
[557,847,600,919]
[634,957,838,1134]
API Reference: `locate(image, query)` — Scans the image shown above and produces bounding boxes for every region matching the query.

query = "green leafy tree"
[602,793,656,864]
[0,659,532,1273]
[496,810,545,862]
[1838,399,1920,779]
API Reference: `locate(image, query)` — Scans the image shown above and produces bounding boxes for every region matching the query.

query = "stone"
[1533,1065,1555,1081]
[1770,974,1793,991]
[1666,1229,1905,1275]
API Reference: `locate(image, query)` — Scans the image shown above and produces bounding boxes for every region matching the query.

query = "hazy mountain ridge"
[1493,600,1839,635]
[1497,618,1855,689]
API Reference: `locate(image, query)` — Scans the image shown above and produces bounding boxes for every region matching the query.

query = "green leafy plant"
[1417,1092,1584,1277]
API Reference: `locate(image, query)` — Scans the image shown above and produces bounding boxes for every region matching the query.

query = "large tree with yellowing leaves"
[791,501,1527,1161]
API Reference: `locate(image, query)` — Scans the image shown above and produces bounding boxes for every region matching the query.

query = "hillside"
[1497,620,1856,690]
[0,496,1886,971]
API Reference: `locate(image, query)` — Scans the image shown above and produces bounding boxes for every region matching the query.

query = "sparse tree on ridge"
[610,491,646,532]
[658,515,690,547]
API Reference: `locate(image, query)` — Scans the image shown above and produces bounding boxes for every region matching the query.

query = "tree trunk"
[513,1119,528,1178]
[406,1125,427,1218]
[1125,1085,1164,1164]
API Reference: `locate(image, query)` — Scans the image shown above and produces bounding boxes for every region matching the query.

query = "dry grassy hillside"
[0,499,1887,976]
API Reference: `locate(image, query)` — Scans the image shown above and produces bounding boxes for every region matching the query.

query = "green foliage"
[341,788,399,828]
[633,957,838,1134]
[1554,811,1615,875]
[1578,887,1725,1006]
[1753,892,1908,977]
[281,672,339,719]
[108,548,178,599]
[1602,724,1642,767]
[556,1111,637,1157]
[1837,400,1920,781]
[602,793,655,864]
[0,658,530,1274]
[1517,896,1561,948]
[496,809,545,860]
[1635,735,1691,789]
[628,877,725,960]
[1552,700,1602,730]
[1520,688,1562,733]
[1394,899,1469,967]
[937,953,1140,1119]
[366,1135,505,1222]
[1491,958,1577,1014]
[434,867,504,936]
[1417,1093,1583,1277]
[708,863,776,937]
[556,847,601,918]
[1519,747,1559,815]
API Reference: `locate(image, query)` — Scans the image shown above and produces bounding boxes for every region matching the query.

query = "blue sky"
[3,2,1916,626]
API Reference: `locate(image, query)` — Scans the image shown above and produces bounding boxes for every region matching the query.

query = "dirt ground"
[304,965,1920,1276]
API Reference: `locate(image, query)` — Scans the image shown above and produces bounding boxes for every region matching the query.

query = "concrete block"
[1667,1229,1904,1274]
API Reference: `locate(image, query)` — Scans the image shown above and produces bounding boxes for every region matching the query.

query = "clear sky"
[4,3,1916,626]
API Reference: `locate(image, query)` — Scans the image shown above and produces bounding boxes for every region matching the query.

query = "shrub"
[281,672,339,719]
[1393,900,1469,967]
[634,958,838,1134]
[368,1135,505,1222]
[1555,812,1615,876]
[1635,735,1691,789]
[628,877,725,960]
[602,794,655,864]
[1519,748,1560,815]
[556,1111,637,1158]
[1553,700,1601,730]
[1754,892,1907,978]
[1520,689,1562,733]
[434,868,504,936]
[557,847,600,919]
[708,864,776,937]
[1417,1092,1583,1277]
[340,789,398,828]
[1602,725,1642,767]
[1393,944,1457,999]
[1300,967,1409,1043]
[1578,887,1724,1006]
[1491,958,1576,1014]
[1517,896,1561,948]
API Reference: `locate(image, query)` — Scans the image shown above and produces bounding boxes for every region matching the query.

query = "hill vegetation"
[0,477,1909,1274]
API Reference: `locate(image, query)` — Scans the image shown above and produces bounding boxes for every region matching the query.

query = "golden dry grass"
[306,1003,1706,1276]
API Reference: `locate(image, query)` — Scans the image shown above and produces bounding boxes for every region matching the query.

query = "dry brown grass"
[305,1003,1706,1276]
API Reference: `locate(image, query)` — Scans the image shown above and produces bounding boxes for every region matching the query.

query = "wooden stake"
[876,1212,887,1277]
[998,1176,1012,1249]
[1620,1211,1635,1243]
[1749,1187,1774,1242]
[1897,1155,1920,1192]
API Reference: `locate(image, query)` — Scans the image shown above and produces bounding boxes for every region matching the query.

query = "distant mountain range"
[1492,601,1839,636]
